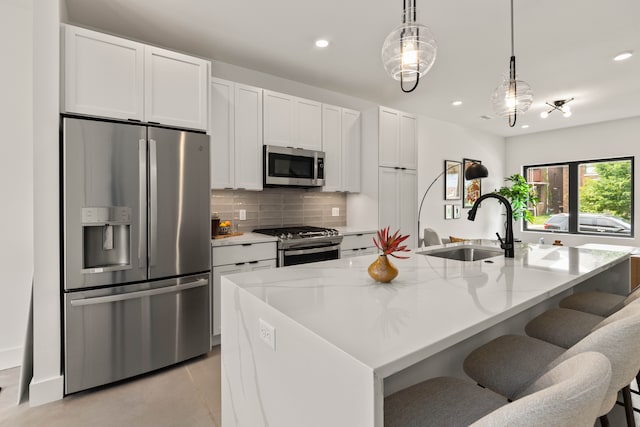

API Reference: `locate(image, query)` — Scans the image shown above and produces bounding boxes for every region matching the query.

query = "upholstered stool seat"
[560,289,640,317]
[463,309,640,426]
[385,352,611,427]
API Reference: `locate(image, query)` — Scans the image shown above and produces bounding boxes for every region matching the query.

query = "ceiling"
[64,0,640,137]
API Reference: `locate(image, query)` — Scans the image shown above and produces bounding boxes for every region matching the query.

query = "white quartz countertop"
[223,241,633,377]
[211,232,278,247]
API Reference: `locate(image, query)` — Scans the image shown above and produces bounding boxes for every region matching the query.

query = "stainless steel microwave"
[264,145,325,187]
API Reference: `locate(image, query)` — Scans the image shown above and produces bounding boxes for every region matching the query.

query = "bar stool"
[384,352,611,427]
[463,309,640,427]
[525,300,640,425]
[560,288,640,317]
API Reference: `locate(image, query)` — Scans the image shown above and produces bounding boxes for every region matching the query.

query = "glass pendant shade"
[491,75,533,118]
[381,9,437,83]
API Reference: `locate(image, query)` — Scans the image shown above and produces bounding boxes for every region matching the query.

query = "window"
[523,157,634,237]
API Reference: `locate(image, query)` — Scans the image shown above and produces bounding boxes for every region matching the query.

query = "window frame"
[523,156,634,238]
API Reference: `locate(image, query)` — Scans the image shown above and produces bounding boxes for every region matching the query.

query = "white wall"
[505,116,640,247]
[0,0,33,370]
[30,0,64,405]
[418,117,506,243]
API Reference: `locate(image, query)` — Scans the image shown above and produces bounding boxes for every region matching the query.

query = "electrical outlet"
[239,209,246,220]
[332,207,340,217]
[259,318,276,350]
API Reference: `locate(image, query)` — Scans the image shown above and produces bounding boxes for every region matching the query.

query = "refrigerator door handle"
[149,139,158,268]
[138,139,147,268]
[69,278,208,307]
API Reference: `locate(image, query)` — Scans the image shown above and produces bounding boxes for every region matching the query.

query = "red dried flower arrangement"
[373,226,411,259]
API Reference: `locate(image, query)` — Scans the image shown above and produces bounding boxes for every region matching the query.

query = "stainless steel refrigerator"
[62,116,211,394]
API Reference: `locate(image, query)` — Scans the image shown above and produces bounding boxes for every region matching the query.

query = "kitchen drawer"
[341,232,375,251]
[211,241,277,266]
[342,247,377,259]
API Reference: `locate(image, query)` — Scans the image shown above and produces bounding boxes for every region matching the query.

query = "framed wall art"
[463,158,482,208]
[453,205,461,219]
[444,160,462,200]
[444,204,453,219]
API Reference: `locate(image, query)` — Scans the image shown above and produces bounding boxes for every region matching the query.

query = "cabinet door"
[399,169,417,247]
[342,108,361,192]
[247,259,277,272]
[399,113,417,169]
[210,78,234,189]
[378,107,400,168]
[263,90,295,147]
[145,46,209,130]
[234,84,264,190]
[212,264,245,336]
[296,98,323,151]
[321,104,342,192]
[63,25,144,121]
[379,167,400,232]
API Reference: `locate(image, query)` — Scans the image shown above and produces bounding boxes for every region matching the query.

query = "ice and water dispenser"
[81,207,132,273]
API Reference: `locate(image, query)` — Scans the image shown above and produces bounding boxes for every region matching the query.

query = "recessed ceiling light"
[451,100,463,106]
[614,51,633,61]
[315,39,329,48]
[521,124,529,129]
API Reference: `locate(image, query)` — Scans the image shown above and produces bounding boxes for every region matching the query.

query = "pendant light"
[491,0,532,127]
[381,0,437,93]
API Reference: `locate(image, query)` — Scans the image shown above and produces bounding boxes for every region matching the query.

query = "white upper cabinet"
[63,25,144,121]
[63,25,210,131]
[263,90,322,151]
[321,104,342,192]
[210,77,263,190]
[321,105,361,193]
[341,108,361,193]
[210,78,234,189]
[378,106,417,170]
[296,98,322,151]
[234,83,263,190]
[144,46,209,130]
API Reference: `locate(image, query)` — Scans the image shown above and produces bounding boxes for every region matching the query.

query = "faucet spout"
[467,193,515,258]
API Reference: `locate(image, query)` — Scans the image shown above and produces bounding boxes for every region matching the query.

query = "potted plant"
[496,174,539,222]
[368,227,410,283]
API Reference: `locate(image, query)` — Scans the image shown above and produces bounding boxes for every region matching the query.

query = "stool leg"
[623,385,636,427]
[600,414,610,427]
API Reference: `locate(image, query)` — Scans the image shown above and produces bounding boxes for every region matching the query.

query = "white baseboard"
[29,375,63,406]
[0,346,23,370]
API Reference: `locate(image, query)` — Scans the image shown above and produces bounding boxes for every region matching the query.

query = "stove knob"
[332,229,338,236]
[279,233,287,240]
[287,233,293,239]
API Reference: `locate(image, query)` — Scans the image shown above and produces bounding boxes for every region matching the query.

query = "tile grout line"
[185,364,219,427]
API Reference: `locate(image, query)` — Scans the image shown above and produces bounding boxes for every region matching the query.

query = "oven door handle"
[284,243,341,257]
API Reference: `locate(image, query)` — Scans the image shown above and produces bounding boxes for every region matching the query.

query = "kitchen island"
[221,241,632,427]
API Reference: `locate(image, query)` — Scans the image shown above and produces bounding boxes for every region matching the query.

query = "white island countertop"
[221,241,634,427]
[225,241,632,377]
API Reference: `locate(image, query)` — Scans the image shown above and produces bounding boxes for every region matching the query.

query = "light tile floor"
[0,347,221,427]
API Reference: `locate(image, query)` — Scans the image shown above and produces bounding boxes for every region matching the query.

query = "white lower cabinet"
[211,242,276,339]
[341,232,377,258]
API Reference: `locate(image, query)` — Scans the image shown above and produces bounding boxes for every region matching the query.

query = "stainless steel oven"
[264,145,325,188]
[253,226,342,267]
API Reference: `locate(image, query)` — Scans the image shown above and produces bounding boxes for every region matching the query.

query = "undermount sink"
[419,246,504,262]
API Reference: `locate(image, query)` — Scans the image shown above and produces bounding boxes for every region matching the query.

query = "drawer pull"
[241,243,253,247]
[235,262,246,266]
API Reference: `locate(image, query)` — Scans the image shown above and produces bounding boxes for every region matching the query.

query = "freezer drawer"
[64,273,210,394]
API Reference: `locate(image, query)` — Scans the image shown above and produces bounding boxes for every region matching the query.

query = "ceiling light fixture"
[491,0,533,127]
[451,100,463,106]
[521,124,529,129]
[540,98,574,119]
[614,51,633,61]
[315,39,329,48]
[381,0,437,93]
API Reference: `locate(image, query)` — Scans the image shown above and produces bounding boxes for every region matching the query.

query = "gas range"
[253,226,343,266]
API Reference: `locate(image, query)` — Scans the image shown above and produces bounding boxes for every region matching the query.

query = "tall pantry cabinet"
[378,106,418,247]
